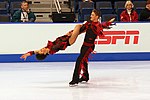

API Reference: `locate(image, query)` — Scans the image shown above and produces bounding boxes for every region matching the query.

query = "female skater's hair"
[36,54,48,60]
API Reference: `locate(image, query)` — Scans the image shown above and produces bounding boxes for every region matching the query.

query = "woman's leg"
[66,24,82,45]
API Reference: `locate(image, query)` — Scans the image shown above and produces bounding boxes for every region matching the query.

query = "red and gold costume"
[69,21,112,85]
[28,35,71,56]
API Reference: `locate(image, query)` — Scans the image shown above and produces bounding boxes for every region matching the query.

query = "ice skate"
[79,77,89,83]
[69,80,78,87]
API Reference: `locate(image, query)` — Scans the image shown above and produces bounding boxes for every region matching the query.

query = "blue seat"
[0,14,10,22]
[114,1,126,8]
[0,9,7,14]
[100,8,114,14]
[78,2,94,22]
[81,8,93,15]
[114,1,126,11]
[114,1,126,20]
[135,8,144,15]
[116,8,125,21]
[9,2,21,15]
[78,1,94,12]
[133,1,146,9]
[96,1,112,9]
[114,1,125,21]
[84,14,90,21]
[0,0,7,2]
[79,8,93,22]
[102,14,118,22]
[0,2,9,14]
[96,1,114,14]
[9,0,24,2]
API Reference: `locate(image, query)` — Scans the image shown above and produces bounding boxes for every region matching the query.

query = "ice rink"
[0,61,150,100]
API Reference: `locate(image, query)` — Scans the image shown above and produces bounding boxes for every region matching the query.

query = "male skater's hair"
[36,54,47,60]
[92,9,101,18]
[21,1,29,5]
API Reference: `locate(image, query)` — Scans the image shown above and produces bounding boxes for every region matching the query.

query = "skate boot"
[69,80,78,87]
[79,77,89,83]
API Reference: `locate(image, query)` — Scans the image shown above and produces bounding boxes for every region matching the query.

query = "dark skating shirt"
[81,21,111,45]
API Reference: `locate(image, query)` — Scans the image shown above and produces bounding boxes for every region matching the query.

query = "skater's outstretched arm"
[101,18,116,29]
[20,48,50,60]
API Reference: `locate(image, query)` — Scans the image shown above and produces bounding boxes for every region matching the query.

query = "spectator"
[139,0,150,21]
[120,0,138,22]
[11,1,36,22]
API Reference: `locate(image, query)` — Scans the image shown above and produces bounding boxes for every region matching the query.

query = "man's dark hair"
[36,54,47,60]
[92,9,101,18]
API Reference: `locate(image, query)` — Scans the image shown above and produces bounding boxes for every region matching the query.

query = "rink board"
[0,52,150,62]
[0,23,150,62]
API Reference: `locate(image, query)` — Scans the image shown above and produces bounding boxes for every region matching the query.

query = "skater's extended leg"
[68,24,82,45]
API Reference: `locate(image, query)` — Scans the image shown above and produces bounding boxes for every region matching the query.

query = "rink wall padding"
[0,52,150,63]
[0,23,150,62]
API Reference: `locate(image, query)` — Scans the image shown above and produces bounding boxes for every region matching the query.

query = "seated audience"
[139,0,150,21]
[11,1,36,22]
[120,0,138,22]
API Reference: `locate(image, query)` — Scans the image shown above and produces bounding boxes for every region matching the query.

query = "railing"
[51,0,62,14]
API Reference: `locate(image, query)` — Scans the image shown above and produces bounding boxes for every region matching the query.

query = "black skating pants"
[71,44,94,82]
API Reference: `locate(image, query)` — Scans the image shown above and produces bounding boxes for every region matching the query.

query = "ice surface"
[0,61,150,100]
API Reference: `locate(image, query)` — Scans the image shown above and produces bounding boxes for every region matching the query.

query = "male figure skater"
[69,9,115,86]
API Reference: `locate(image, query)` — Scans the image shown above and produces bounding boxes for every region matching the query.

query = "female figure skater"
[20,24,83,60]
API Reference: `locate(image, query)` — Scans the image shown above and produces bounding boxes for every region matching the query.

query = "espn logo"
[95,31,139,45]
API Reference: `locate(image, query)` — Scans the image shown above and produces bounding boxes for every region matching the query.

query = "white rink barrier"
[0,22,150,62]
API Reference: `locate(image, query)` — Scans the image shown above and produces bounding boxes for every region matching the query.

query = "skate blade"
[69,84,78,87]
[79,81,88,84]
